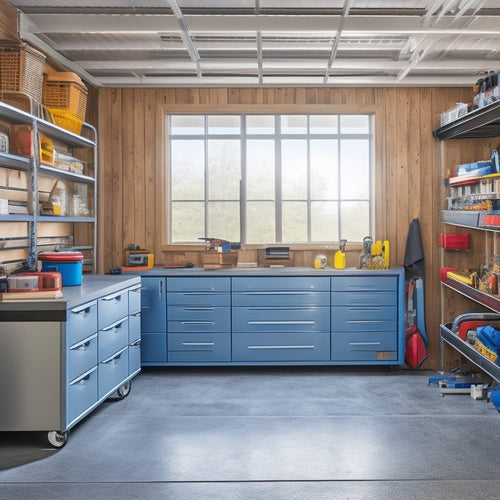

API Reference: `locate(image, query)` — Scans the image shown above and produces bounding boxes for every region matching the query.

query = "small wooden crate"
[203,251,238,269]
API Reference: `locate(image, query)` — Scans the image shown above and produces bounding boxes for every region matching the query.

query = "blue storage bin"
[39,251,83,286]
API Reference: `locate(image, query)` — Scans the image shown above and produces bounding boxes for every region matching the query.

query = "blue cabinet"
[232,277,330,362]
[139,269,404,366]
[331,274,403,363]
[167,277,231,363]
[140,277,167,364]
[0,275,141,447]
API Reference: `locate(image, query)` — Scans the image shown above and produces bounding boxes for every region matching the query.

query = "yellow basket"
[0,42,45,103]
[48,108,83,135]
[43,73,88,122]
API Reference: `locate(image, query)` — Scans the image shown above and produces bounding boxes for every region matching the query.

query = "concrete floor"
[1,366,500,500]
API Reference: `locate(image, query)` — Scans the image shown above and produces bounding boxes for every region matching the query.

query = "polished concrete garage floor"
[1,366,500,500]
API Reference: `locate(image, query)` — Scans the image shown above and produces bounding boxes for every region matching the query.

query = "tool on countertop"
[198,237,231,253]
[124,244,154,268]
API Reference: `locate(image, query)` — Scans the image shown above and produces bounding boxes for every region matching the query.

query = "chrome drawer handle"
[348,342,381,346]
[71,301,95,315]
[70,333,97,350]
[101,318,128,331]
[248,320,315,325]
[102,292,124,302]
[101,346,128,364]
[181,342,215,347]
[183,307,216,311]
[130,339,141,347]
[248,345,315,350]
[181,321,215,325]
[69,365,97,385]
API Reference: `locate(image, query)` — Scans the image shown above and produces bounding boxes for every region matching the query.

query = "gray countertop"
[123,266,404,278]
[0,274,141,313]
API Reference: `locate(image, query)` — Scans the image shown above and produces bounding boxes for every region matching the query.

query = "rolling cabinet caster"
[47,430,68,448]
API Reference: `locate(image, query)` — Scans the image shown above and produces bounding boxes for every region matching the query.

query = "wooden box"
[203,251,238,269]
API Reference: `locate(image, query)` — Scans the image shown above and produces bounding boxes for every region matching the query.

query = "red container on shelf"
[439,233,470,249]
[38,251,83,286]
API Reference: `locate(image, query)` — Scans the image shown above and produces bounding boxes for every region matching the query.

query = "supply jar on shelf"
[38,251,83,286]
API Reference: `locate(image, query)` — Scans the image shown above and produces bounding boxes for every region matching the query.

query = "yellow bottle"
[334,239,347,269]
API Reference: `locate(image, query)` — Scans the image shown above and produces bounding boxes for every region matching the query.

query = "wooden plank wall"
[98,86,472,369]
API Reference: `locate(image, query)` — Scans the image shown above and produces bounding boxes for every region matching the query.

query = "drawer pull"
[183,307,216,311]
[183,290,216,294]
[181,342,215,347]
[131,311,141,318]
[101,318,128,331]
[181,321,215,325]
[69,365,97,385]
[248,345,315,350]
[102,292,124,302]
[348,341,381,346]
[347,320,384,324]
[70,333,97,350]
[349,308,382,312]
[248,320,315,325]
[71,301,95,315]
[101,346,128,364]
[243,291,316,296]
[130,339,141,347]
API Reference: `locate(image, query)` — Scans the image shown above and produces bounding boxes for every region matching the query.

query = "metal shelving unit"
[0,100,97,273]
[435,101,500,381]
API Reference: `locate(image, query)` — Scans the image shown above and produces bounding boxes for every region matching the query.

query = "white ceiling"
[6,0,500,88]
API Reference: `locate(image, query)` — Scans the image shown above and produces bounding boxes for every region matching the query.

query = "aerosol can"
[334,239,347,269]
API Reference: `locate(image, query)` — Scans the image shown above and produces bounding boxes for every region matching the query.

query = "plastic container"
[38,251,83,286]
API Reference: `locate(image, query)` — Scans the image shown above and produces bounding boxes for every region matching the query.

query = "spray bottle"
[334,239,347,269]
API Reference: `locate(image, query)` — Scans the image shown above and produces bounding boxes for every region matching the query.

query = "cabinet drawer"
[128,286,141,313]
[68,366,98,424]
[168,277,230,293]
[331,332,397,361]
[331,276,397,292]
[141,332,167,363]
[168,333,231,362]
[167,292,230,307]
[232,332,330,362]
[332,306,397,331]
[98,289,129,329]
[129,310,141,343]
[98,317,129,362]
[233,307,330,333]
[128,340,141,375]
[68,333,98,381]
[232,276,329,293]
[98,347,129,399]
[331,291,397,307]
[233,291,329,307]
[67,300,97,346]
[168,306,230,332]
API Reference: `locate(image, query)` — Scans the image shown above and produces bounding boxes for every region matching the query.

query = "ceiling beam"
[23,13,500,35]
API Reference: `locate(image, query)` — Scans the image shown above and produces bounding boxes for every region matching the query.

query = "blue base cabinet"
[139,269,405,366]
[0,275,142,447]
[140,277,167,364]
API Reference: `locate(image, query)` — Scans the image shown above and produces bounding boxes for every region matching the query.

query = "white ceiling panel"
[5,0,500,87]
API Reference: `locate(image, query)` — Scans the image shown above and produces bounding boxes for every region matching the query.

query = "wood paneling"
[97,85,473,369]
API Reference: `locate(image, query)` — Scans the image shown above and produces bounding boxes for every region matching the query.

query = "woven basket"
[0,42,45,103]
[43,73,88,122]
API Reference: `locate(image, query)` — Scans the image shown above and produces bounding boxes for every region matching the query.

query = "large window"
[168,114,373,245]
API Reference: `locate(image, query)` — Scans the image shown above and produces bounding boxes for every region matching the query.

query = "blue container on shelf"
[39,251,83,286]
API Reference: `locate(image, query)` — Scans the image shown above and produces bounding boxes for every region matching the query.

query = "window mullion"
[275,116,282,242]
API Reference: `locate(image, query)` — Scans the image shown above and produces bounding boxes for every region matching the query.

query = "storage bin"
[439,233,470,249]
[0,42,45,102]
[39,251,83,286]
[43,72,88,121]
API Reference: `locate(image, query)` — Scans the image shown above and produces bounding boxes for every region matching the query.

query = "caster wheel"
[47,430,68,448]
[111,381,131,400]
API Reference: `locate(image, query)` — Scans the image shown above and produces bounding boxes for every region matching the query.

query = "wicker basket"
[0,42,45,103]
[43,72,88,122]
